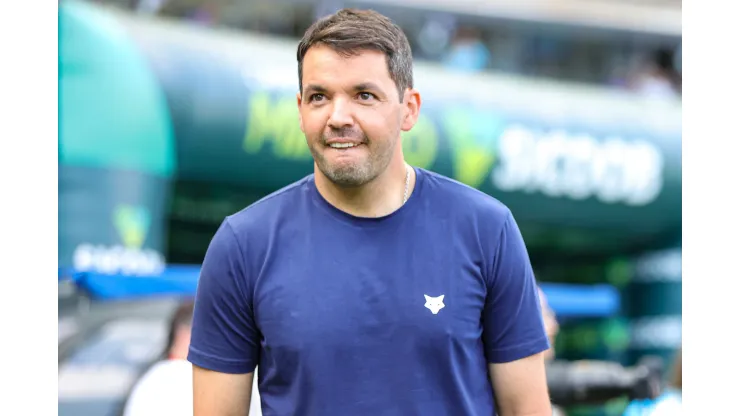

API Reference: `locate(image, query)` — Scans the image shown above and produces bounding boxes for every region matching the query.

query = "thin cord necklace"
[402,164,411,204]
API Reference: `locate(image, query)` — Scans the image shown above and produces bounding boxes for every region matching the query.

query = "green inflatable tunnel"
[58,0,175,275]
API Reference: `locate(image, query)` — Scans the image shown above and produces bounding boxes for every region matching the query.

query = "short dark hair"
[296,8,414,102]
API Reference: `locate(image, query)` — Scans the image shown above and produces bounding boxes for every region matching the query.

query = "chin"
[321,163,375,187]
[324,169,368,187]
[319,154,364,175]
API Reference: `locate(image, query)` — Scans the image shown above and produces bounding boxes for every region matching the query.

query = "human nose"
[327,97,354,129]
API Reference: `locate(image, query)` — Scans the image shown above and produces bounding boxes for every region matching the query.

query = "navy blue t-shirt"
[188,167,549,415]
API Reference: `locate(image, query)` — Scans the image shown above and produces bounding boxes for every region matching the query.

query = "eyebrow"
[303,82,384,96]
[303,84,328,95]
[352,82,382,93]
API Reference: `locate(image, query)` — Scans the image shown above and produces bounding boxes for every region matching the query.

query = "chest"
[251,224,489,351]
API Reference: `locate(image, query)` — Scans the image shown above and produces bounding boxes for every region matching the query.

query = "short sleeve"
[187,218,260,374]
[482,212,550,363]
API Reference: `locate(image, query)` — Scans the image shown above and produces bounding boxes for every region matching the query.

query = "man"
[189,8,551,416]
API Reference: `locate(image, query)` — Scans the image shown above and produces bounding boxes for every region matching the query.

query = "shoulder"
[203,175,313,268]
[216,175,313,248]
[418,168,512,231]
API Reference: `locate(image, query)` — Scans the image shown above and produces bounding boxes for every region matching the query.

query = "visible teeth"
[330,143,358,149]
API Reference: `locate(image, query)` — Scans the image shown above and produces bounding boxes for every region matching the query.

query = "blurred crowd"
[92,0,682,98]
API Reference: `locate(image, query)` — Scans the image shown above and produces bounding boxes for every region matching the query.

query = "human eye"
[309,93,326,103]
[357,92,377,102]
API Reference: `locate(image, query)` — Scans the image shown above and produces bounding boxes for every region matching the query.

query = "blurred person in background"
[629,49,680,99]
[122,299,261,416]
[189,8,552,416]
[122,300,195,416]
[443,26,491,72]
[623,349,682,415]
[538,288,565,416]
[539,287,560,361]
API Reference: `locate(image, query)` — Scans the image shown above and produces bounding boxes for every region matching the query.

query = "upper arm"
[482,211,549,362]
[193,365,254,416]
[482,212,551,413]
[487,353,551,416]
[188,218,261,414]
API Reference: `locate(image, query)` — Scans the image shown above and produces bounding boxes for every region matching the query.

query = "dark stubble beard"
[308,127,397,187]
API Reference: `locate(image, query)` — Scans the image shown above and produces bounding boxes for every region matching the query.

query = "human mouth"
[324,135,365,150]
[328,142,360,149]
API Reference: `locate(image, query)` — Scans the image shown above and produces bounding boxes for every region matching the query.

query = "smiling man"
[188,9,551,416]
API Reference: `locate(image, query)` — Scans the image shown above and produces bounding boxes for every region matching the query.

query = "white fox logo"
[424,294,445,315]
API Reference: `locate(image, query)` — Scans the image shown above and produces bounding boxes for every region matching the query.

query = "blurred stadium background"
[58,0,682,414]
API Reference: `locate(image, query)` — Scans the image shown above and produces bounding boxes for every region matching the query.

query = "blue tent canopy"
[60,266,620,318]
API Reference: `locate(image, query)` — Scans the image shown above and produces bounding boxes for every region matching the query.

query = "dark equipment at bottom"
[547,356,663,407]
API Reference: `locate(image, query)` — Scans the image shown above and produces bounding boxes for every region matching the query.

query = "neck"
[315,154,415,218]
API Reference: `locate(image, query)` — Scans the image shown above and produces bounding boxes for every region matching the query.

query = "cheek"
[300,114,326,139]
[358,109,401,140]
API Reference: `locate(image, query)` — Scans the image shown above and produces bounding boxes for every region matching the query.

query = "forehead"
[302,45,393,87]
